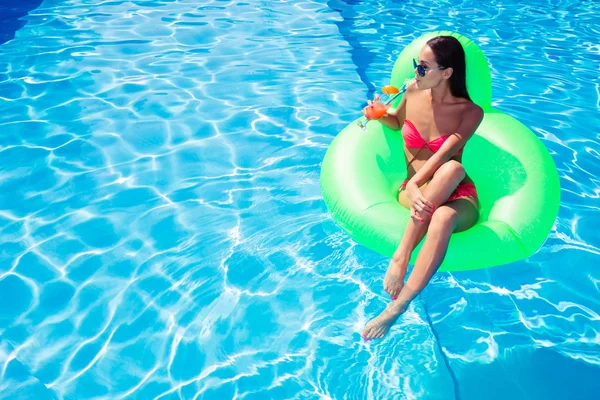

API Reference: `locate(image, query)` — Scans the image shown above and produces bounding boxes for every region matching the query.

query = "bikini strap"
[406,142,431,170]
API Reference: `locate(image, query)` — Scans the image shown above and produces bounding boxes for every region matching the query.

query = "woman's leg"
[363,198,479,340]
[383,203,429,299]
[384,161,466,300]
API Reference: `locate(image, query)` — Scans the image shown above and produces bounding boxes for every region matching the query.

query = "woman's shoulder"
[457,101,484,132]
[464,101,483,122]
[399,80,419,105]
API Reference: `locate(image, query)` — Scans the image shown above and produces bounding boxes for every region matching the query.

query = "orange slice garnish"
[382,85,400,94]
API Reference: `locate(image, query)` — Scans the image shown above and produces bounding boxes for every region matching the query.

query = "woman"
[360,36,483,340]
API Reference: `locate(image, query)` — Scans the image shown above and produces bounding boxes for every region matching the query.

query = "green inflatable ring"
[320,31,560,272]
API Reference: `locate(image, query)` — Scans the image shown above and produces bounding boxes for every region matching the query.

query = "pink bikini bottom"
[400,180,478,202]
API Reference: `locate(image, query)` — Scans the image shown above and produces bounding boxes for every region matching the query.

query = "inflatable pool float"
[320,31,560,272]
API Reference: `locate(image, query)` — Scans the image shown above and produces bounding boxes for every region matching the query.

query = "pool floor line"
[423,298,461,400]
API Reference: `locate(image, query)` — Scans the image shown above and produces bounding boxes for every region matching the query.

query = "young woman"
[361,36,484,340]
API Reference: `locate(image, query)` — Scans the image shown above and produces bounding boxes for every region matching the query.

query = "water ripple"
[0,0,599,398]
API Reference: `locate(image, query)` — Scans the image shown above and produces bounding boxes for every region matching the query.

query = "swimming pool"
[0,0,599,398]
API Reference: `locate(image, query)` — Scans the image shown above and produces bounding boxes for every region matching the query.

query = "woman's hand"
[361,94,384,119]
[406,181,434,221]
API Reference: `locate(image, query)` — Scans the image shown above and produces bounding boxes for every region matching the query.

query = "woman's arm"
[377,95,406,130]
[407,104,483,188]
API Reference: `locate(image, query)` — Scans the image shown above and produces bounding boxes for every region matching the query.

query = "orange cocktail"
[364,101,390,120]
[357,84,404,130]
[364,85,399,119]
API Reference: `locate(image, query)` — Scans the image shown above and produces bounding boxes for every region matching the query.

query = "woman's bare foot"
[361,301,408,340]
[383,255,408,300]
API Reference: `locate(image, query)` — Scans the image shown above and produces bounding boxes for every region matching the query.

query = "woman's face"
[414,45,450,89]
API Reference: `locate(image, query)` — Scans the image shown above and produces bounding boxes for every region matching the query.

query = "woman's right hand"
[361,94,381,119]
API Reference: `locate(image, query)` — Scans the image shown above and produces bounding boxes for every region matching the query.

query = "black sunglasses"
[413,58,447,77]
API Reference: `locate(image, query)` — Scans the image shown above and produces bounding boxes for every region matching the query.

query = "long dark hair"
[427,36,471,101]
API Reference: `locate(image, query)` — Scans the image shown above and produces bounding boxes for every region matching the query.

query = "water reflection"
[326,0,377,100]
[0,0,44,46]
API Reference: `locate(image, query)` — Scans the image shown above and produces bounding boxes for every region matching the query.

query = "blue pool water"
[1,0,599,398]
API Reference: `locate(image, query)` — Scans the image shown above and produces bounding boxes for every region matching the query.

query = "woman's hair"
[426,36,471,101]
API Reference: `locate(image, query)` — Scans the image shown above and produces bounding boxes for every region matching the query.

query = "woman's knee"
[429,207,458,232]
[435,160,465,181]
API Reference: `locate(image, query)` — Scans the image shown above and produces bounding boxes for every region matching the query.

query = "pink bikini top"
[402,119,463,168]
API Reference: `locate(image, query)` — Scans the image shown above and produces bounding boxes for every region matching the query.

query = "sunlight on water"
[0,0,599,399]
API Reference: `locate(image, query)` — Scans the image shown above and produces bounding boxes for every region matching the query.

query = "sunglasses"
[413,58,447,77]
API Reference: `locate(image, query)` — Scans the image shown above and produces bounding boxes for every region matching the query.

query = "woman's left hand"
[406,182,434,220]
